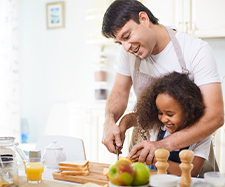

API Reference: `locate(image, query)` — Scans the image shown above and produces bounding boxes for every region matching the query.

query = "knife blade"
[115,145,120,161]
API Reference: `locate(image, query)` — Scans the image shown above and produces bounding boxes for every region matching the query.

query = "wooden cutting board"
[52,162,110,185]
[52,162,157,186]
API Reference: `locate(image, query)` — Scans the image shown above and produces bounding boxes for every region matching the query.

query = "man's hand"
[127,140,170,165]
[102,115,122,154]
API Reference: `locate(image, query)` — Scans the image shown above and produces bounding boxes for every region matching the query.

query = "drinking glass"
[25,158,44,184]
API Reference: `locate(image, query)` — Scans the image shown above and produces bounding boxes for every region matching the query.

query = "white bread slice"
[61,170,89,176]
[59,165,89,171]
[58,160,89,168]
[103,168,109,176]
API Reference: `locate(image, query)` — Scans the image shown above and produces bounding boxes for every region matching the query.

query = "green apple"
[108,160,134,186]
[131,162,150,186]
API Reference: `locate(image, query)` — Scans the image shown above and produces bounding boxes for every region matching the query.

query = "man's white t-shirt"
[115,29,221,86]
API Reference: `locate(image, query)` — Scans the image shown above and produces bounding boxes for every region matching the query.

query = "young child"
[119,72,211,177]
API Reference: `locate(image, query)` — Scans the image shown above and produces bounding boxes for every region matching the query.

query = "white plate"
[150,174,179,187]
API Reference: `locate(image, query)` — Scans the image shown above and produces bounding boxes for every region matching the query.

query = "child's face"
[156,93,185,133]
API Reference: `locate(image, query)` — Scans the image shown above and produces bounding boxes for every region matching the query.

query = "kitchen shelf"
[86,8,105,21]
[85,7,115,45]
[86,33,114,45]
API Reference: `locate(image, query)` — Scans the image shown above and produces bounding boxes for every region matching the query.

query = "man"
[101,0,224,168]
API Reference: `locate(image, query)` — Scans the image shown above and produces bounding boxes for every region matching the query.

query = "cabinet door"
[191,0,225,37]
[177,0,192,32]
[192,0,225,30]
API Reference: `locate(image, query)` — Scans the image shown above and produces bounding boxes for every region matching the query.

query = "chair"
[35,135,86,161]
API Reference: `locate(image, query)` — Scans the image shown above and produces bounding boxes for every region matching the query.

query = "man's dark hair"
[102,0,159,38]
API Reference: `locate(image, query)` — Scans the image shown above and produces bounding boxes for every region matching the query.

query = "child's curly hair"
[134,71,205,132]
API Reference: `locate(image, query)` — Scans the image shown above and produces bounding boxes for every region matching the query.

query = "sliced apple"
[103,168,109,180]
[119,156,133,164]
[103,168,109,175]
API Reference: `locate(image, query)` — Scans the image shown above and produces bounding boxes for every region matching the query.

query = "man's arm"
[128,83,224,165]
[102,73,132,153]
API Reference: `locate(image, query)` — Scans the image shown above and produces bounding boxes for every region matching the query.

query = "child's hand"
[130,148,143,162]
[118,115,128,145]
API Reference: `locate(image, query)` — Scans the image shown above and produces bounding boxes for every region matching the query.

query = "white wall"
[18,1,225,145]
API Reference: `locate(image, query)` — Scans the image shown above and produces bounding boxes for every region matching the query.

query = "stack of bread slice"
[58,160,89,176]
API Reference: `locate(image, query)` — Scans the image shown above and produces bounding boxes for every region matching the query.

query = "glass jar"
[94,63,107,82]
[0,137,27,162]
[0,137,17,158]
[0,157,18,187]
[94,51,108,82]
[95,82,108,100]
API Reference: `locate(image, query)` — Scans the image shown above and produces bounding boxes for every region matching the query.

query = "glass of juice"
[25,158,44,184]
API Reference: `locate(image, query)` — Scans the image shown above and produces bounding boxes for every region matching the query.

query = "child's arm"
[118,113,137,145]
[167,156,205,177]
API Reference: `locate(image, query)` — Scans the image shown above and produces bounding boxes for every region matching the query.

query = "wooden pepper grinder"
[179,150,194,187]
[155,148,170,174]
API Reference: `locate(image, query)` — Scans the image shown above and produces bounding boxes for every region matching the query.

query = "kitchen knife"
[115,145,120,161]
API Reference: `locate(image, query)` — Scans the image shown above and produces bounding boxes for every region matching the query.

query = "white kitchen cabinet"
[142,0,191,32]
[190,0,225,38]
[143,0,225,38]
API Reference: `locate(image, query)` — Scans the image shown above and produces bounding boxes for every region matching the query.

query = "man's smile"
[130,45,140,54]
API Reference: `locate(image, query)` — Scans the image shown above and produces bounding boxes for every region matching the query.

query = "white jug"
[43,140,66,169]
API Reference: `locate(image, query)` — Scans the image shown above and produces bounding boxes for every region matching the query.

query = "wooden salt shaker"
[179,150,194,187]
[155,148,170,174]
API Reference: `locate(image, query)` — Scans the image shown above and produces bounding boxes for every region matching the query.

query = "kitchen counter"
[18,175,78,187]
[18,167,82,186]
